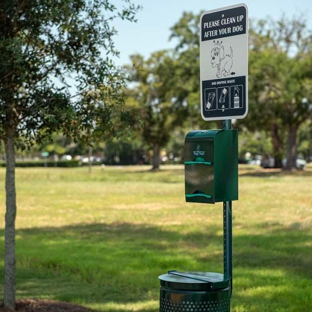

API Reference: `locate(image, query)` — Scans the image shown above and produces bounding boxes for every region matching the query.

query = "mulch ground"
[0,299,95,312]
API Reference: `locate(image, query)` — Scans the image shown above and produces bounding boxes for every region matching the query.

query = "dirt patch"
[0,299,95,312]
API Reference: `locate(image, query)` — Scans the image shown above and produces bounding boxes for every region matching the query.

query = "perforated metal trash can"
[159,271,231,312]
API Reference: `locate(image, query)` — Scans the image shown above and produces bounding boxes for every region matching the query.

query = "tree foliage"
[169,12,312,168]
[0,0,141,146]
[169,11,206,129]
[126,51,188,170]
[247,15,312,169]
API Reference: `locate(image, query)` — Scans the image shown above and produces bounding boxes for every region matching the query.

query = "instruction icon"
[217,87,230,111]
[204,88,217,110]
[230,85,243,109]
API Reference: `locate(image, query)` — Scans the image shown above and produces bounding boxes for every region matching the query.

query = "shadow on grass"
[123,166,183,173]
[0,222,311,311]
[124,168,184,181]
[239,168,312,178]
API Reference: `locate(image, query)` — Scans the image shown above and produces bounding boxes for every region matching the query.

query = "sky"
[112,0,312,66]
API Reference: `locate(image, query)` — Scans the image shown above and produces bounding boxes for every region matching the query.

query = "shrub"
[0,160,80,168]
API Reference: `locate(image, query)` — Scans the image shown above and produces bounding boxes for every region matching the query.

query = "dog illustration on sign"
[211,40,235,78]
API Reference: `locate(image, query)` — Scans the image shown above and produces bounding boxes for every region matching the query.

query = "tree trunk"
[4,127,16,311]
[271,123,283,168]
[88,146,92,174]
[151,143,160,171]
[285,124,298,171]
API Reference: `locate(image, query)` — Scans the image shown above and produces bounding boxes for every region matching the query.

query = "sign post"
[158,4,248,312]
[200,2,248,304]
[200,4,248,121]
[223,119,233,294]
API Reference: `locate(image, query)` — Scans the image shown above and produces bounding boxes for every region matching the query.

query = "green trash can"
[159,271,231,312]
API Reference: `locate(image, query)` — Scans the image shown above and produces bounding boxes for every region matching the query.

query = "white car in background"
[261,157,306,170]
[282,158,306,170]
[60,155,72,161]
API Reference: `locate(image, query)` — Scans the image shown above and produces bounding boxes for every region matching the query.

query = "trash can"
[159,271,231,312]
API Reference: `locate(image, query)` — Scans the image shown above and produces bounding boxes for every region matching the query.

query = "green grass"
[0,164,312,311]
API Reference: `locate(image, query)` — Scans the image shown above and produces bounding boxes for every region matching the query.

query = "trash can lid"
[158,270,230,291]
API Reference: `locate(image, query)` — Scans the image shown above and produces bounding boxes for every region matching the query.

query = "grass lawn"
[0,164,311,311]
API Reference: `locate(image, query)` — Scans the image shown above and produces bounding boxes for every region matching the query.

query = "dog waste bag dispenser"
[158,129,238,312]
[184,129,238,204]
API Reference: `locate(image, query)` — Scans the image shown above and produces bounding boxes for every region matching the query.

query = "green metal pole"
[223,120,233,292]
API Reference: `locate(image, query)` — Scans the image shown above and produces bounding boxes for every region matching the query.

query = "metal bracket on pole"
[223,120,233,293]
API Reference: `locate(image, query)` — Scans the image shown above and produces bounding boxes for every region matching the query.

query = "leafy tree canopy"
[0,0,141,148]
[247,15,312,169]
[126,50,188,169]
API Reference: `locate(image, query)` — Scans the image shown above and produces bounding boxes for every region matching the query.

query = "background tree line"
[4,11,311,172]
[123,12,312,170]
[30,12,312,171]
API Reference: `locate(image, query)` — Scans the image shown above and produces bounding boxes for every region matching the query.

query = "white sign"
[200,3,248,121]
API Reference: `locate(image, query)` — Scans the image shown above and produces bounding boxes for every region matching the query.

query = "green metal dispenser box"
[184,129,238,204]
